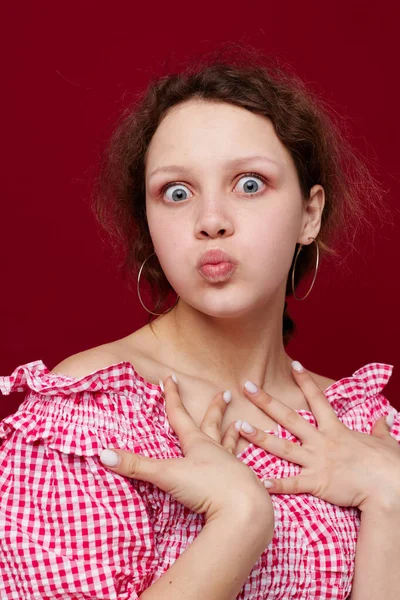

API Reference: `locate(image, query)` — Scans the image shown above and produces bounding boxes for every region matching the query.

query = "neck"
[151,294,295,398]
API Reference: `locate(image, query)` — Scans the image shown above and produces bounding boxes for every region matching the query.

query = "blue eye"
[235,173,265,195]
[164,183,192,203]
[161,172,266,203]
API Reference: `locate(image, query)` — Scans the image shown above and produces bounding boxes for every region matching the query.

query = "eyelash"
[161,172,267,201]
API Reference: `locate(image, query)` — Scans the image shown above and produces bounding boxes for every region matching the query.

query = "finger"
[236,420,310,465]
[163,376,199,452]
[291,361,339,428]
[385,408,398,430]
[99,448,189,496]
[371,413,399,448]
[200,390,231,443]
[261,474,312,495]
[371,415,390,439]
[100,447,164,483]
[243,381,319,442]
[221,421,241,455]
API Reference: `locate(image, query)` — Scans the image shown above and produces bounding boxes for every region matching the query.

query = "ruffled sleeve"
[0,359,168,457]
[0,358,146,395]
[324,362,400,443]
[0,360,163,599]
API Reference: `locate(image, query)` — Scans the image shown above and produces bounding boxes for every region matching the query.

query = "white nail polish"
[159,380,164,393]
[244,380,258,394]
[241,421,255,434]
[223,390,232,403]
[171,373,178,384]
[235,420,243,432]
[292,361,304,373]
[100,449,119,467]
[385,408,397,429]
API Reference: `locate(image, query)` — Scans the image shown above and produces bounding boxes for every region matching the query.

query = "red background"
[1,1,399,419]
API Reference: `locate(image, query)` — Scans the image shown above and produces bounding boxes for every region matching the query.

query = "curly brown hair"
[90,43,387,345]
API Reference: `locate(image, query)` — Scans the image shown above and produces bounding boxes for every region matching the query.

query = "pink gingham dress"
[0,360,398,599]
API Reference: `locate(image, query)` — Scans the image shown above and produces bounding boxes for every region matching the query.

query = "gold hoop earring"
[291,237,320,301]
[137,252,180,316]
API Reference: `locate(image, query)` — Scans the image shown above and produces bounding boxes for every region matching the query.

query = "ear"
[297,185,325,245]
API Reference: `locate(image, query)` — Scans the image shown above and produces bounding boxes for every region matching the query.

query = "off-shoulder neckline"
[0,360,394,462]
[1,360,393,413]
[54,360,162,390]
[51,359,393,408]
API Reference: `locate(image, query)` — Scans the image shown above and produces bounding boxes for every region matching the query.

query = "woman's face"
[145,99,323,318]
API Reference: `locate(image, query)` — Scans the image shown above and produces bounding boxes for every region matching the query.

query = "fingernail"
[223,390,232,403]
[241,421,255,434]
[263,480,274,488]
[235,419,243,432]
[385,409,397,429]
[244,380,258,394]
[159,380,164,393]
[292,360,304,373]
[171,373,178,384]
[100,449,120,467]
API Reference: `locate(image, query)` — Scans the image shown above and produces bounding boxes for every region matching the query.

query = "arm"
[140,504,273,600]
[351,500,400,599]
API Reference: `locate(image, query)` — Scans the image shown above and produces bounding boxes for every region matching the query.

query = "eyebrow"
[147,155,281,180]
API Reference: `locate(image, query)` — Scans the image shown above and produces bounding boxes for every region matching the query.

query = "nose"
[194,196,234,240]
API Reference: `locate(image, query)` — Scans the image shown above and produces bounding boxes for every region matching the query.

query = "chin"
[190,296,256,319]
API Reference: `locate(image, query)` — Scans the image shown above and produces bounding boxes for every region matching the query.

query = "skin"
[104,366,400,599]
[101,100,400,598]
[105,368,400,509]
[142,98,326,405]
[236,367,400,510]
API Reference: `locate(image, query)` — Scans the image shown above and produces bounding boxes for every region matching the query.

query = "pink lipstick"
[198,249,237,282]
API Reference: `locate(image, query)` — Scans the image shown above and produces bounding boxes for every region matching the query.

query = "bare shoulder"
[50,343,123,379]
[309,371,337,392]
[49,328,152,380]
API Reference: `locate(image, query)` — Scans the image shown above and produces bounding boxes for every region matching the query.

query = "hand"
[235,363,400,511]
[99,375,274,527]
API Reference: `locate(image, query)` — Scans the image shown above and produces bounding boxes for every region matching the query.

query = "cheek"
[243,207,300,271]
[147,205,177,252]
[146,198,303,295]
[148,220,188,279]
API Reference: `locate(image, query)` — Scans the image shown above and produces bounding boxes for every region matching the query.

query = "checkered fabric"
[0,360,398,599]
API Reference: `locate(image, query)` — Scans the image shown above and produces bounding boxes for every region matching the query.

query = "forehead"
[145,99,292,174]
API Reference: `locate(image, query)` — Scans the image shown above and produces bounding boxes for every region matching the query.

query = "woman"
[1,46,399,599]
